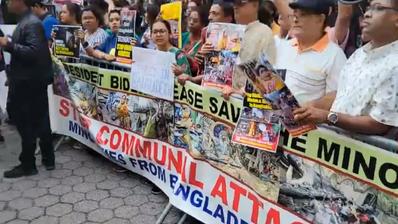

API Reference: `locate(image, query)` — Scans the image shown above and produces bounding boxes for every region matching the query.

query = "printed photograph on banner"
[115,7,137,64]
[69,78,99,119]
[277,153,398,224]
[202,50,238,89]
[52,56,71,99]
[237,53,316,137]
[172,103,196,149]
[97,89,174,140]
[53,25,81,58]
[160,1,182,47]
[206,22,245,52]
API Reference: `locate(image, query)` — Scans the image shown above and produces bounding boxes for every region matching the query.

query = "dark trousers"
[8,80,54,170]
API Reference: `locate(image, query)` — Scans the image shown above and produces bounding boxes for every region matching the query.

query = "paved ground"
[0,124,200,224]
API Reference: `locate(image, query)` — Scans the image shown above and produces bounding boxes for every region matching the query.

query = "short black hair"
[214,1,234,21]
[189,5,209,27]
[65,3,82,24]
[108,9,120,18]
[82,6,105,26]
[146,4,160,26]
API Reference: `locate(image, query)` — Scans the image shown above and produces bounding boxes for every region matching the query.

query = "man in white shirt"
[294,0,398,135]
[275,0,347,104]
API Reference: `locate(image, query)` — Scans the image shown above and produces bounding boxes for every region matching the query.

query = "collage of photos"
[277,154,398,224]
[69,78,100,120]
[53,25,81,58]
[52,57,71,99]
[202,50,237,89]
[96,89,174,141]
[237,53,315,137]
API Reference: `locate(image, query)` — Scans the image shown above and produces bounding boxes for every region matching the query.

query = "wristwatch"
[327,112,339,125]
[82,41,89,49]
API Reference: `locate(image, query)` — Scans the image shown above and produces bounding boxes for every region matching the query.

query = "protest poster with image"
[115,7,137,64]
[53,25,81,58]
[232,83,281,152]
[202,50,238,89]
[206,23,245,52]
[237,53,316,137]
[130,47,176,101]
[160,1,182,48]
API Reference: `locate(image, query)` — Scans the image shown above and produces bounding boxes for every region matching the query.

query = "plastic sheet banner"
[49,57,398,224]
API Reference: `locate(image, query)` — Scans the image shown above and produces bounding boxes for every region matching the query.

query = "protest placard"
[160,1,182,48]
[130,47,176,101]
[53,25,81,58]
[115,7,137,64]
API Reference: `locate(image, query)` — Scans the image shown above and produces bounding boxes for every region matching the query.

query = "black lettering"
[379,163,398,189]
[174,84,179,100]
[342,147,351,170]
[188,89,194,105]
[218,101,230,121]
[317,138,340,165]
[280,128,290,147]
[83,69,91,80]
[291,134,307,153]
[230,105,241,123]
[353,151,376,180]
[63,63,70,73]
[180,86,188,102]
[194,92,203,110]
[110,76,119,89]
[209,97,218,114]
[118,154,127,165]
[90,71,98,83]
[122,77,130,91]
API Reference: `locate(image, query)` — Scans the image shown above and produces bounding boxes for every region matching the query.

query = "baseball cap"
[30,0,51,6]
[289,0,333,14]
[338,0,364,4]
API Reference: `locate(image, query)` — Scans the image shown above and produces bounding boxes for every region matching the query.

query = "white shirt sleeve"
[369,69,398,127]
[326,47,347,93]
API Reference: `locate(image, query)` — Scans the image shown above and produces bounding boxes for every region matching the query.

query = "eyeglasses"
[152,29,167,35]
[366,4,398,13]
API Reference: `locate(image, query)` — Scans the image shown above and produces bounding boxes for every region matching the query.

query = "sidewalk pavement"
[0,124,200,224]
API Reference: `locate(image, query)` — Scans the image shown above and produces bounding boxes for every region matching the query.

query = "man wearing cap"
[222,0,276,99]
[0,0,54,178]
[31,0,58,41]
[275,0,347,105]
[294,0,398,135]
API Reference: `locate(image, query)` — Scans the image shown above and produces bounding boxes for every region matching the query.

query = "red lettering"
[230,181,247,212]
[154,143,167,165]
[168,149,184,175]
[188,162,204,189]
[181,155,187,182]
[248,192,263,224]
[210,175,228,206]
[291,222,304,224]
[110,130,122,150]
[59,99,70,117]
[265,208,280,224]
[96,126,109,145]
[134,139,152,159]
[122,133,135,156]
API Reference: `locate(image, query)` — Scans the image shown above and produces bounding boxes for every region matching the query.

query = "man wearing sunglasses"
[294,0,398,135]
[223,0,276,99]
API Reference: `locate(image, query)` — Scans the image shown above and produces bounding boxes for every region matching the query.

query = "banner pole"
[177,213,188,224]
[155,202,173,224]
[54,135,66,152]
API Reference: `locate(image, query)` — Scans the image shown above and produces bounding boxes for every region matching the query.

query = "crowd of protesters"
[0,0,397,201]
